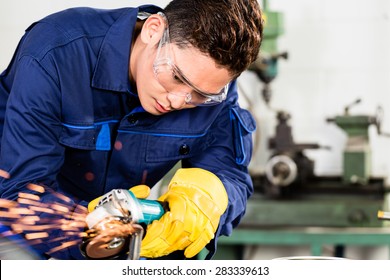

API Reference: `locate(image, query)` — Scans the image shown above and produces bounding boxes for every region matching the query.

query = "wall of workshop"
[1,0,390,259]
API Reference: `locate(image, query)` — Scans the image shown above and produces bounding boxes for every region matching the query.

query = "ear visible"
[139,14,166,45]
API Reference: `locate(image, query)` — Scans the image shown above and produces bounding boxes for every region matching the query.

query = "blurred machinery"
[209,99,390,260]
[248,0,287,105]
[326,98,389,185]
[248,99,389,228]
[260,110,325,197]
[258,99,389,198]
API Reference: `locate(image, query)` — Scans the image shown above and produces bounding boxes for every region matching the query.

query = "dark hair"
[164,0,264,77]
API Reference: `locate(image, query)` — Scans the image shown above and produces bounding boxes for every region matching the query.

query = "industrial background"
[1,0,390,260]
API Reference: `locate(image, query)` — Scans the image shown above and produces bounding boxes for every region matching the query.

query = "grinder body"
[81,189,165,259]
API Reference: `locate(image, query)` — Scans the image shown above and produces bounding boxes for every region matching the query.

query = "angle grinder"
[80,189,165,260]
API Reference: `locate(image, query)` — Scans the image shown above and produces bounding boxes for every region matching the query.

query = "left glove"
[140,168,228,259]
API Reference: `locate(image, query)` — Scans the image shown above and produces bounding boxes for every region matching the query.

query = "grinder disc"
[82,236,128,259]
[80,216,136,259]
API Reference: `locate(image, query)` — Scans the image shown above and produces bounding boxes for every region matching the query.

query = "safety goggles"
[153,13,228,106]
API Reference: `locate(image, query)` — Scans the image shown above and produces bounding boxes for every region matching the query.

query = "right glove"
[140,168,228,259]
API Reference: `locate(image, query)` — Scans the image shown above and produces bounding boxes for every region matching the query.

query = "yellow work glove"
[87,185,151,212]
[140,168,228,259]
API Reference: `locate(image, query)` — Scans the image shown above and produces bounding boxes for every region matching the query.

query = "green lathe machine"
[327,98,385,185]
[247,99,389,228]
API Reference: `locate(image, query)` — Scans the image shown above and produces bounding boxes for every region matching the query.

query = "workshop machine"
[208,100,390,260]
[326,98,388,185]
[248,0,287,106]
[248,99,389,228]
[80,189,165,260]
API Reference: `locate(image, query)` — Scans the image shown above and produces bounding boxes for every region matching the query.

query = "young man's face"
[131,17,232,115]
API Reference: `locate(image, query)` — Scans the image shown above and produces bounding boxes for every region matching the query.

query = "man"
[0,0,263,259]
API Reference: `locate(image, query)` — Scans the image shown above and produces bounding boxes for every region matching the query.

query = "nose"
[167,92,188,109]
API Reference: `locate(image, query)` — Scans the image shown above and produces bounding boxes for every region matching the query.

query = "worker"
[0,0,264,259]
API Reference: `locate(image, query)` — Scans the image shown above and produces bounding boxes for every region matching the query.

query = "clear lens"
[154,62,228,106]
[153,25,228,106]
[154,65,192,102]
[189,90,225,106]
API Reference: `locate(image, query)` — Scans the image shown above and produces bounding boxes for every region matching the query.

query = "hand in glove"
[87,184,151,212]
[140,168,228,259]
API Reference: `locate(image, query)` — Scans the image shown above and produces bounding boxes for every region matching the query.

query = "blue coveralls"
[0,5,256,259]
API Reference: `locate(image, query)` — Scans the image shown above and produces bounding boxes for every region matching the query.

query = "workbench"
[201,226,390,260]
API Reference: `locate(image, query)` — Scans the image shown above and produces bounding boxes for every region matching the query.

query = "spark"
[0,169,10,179]
[18,215,40,225]
[0,185,140,259]
[86,220,139,247]
[28,206,55,214]
[0,198,17,207]
[51,203,70,213]
[18,192,40,201]
[0,185,89,259]
[52,192,72,203]
[11,223,62,232]
[8,207,35,215]
[25,232,49,240]
[17,198,44,207]
[26,184,45,193]
[0,211,21,219]
[47,240,81,254]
